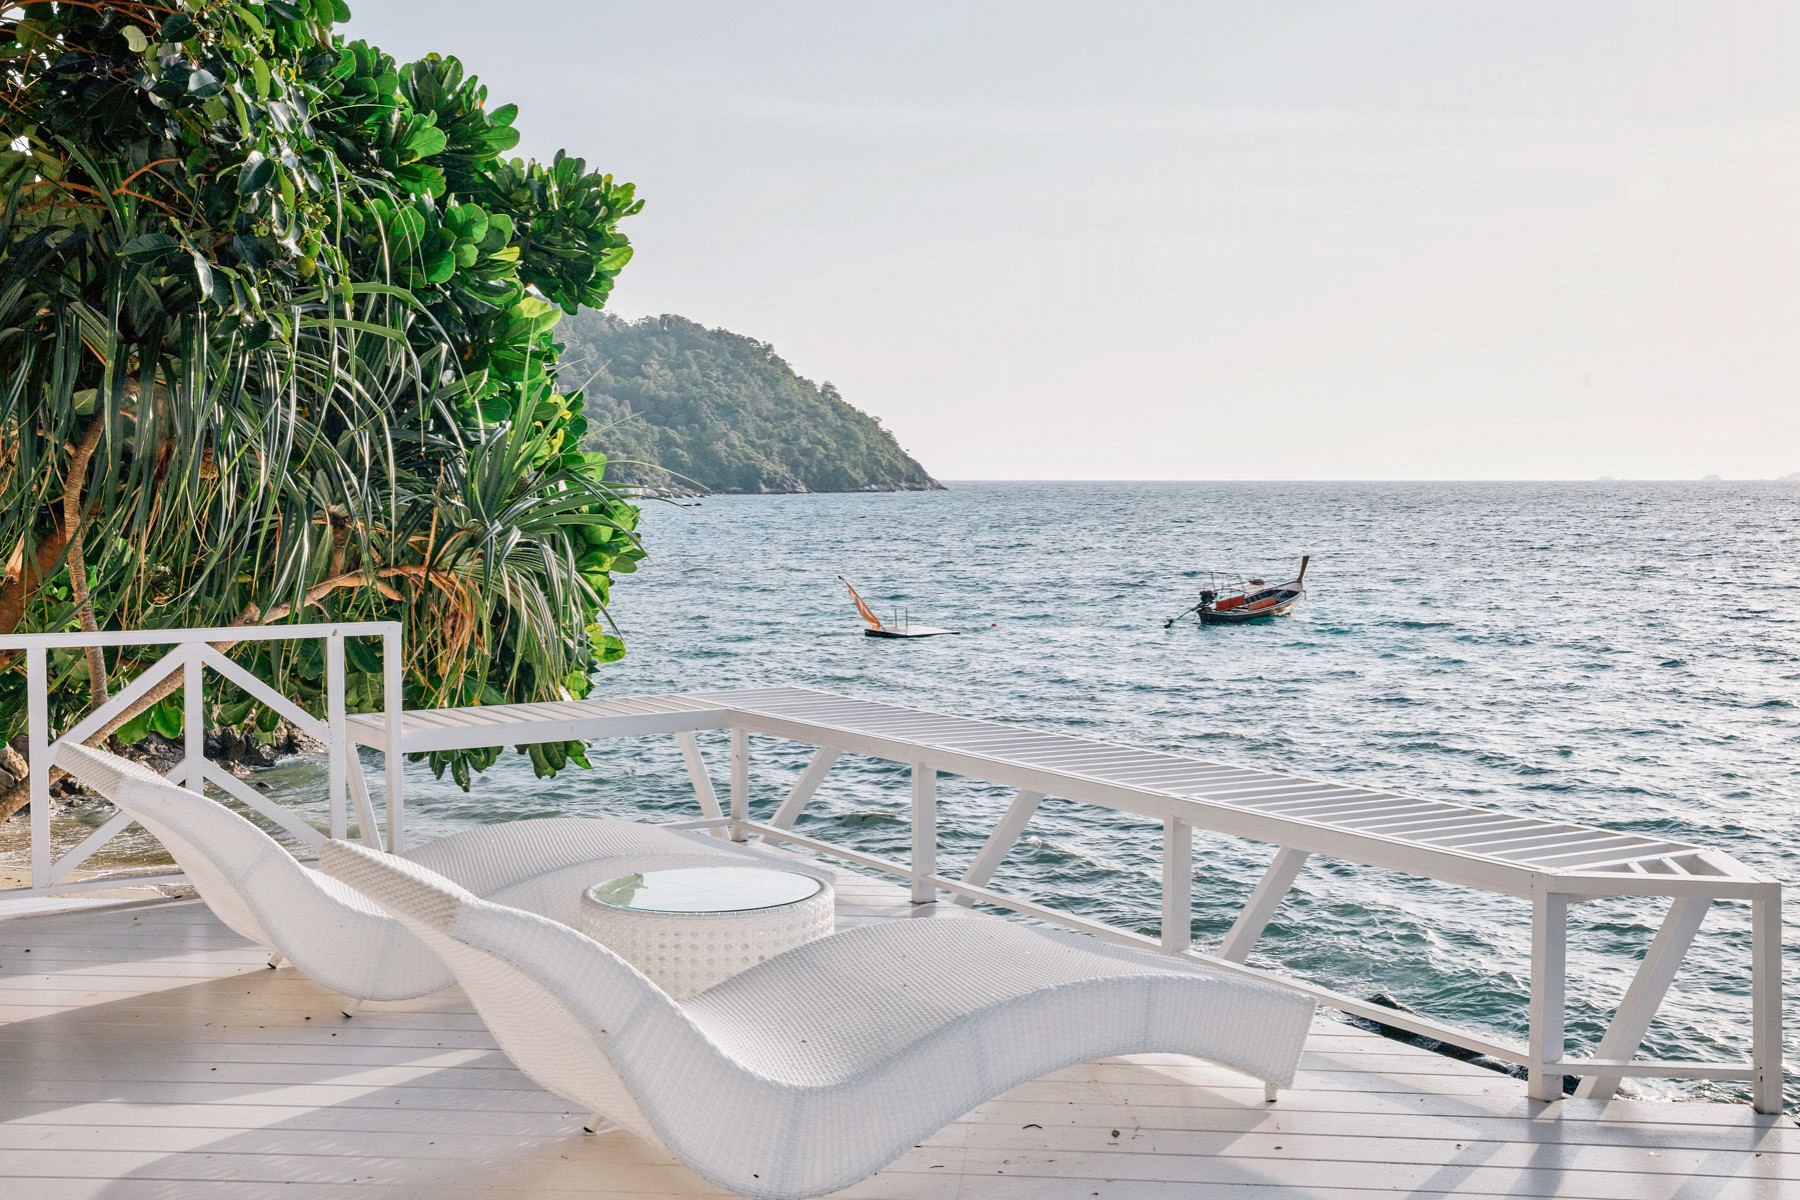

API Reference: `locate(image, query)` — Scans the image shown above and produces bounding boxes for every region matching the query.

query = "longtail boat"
[839,577,959,639]
[1166,556,1309,627]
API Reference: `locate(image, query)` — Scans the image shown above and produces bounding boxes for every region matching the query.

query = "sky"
[346,2,1800,481]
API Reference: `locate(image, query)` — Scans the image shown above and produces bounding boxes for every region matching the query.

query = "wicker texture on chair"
[322,838,1317,1200]
[53,742,782,1002]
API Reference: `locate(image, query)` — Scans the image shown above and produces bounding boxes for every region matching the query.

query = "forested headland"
[559,313,941,494]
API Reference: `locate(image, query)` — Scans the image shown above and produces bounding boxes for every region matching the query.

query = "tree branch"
[62,417,108,706]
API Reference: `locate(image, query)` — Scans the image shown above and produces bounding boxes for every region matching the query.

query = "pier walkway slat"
[3,862,1794,1199]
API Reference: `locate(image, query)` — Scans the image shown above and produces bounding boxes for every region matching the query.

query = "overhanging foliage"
[0,0,645,804]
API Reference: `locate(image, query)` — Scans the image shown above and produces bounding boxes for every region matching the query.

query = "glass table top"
[586,867,824,915]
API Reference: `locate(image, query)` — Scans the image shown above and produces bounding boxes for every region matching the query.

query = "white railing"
[6,661,1781,1114]
[0,622,403,894]
[339,686,1784,1112]
[736,759,1785,1111]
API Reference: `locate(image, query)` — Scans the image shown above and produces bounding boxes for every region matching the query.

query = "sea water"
[298,480,1800,1103]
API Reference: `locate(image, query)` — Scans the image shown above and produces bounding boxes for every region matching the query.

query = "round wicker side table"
[579,866,835,998]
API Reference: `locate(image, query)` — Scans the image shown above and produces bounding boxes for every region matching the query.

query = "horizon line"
[927,476,1800,485]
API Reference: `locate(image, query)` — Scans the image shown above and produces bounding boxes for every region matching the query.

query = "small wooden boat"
[840,577,959,639]
[1166,557,1309,627]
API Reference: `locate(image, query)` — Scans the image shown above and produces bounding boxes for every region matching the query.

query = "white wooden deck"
[1,858,1793,1200]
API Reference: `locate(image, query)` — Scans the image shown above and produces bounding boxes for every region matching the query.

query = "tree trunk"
[0,525,71,657]
[62,418,109,705]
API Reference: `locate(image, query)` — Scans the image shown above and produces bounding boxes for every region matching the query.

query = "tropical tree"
[0,0,645,813]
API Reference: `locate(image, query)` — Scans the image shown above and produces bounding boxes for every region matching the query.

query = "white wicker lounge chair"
[322,838,1318,1200]
[54,742,800,1007]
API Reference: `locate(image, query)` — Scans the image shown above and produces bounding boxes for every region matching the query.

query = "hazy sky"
[347,2,1799,480]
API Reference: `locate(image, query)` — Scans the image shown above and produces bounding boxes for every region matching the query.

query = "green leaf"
[423,245,456,284]
[149,698,184,739]
[121,26,149,53]
[402,124,448,163]
[470,125,521,155]
[120,233,179,261]
[309,317,407,340]
[238,152,275,195]
[343,637,383,675]
[114,710,155,745]
[159,13,199,41]
[217,696,257,727]
[385,203,426,253]
[190,250,217,299]
[445,203,488,244]
[392,162,445,196]
[480,212,514,249]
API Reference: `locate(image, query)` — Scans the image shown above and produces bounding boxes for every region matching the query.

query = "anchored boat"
[1166,556,1309,626]
[839,577,959,639]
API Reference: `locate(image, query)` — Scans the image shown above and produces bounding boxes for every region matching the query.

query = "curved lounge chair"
[54,742,800,1006]
[322,838,1318,1200]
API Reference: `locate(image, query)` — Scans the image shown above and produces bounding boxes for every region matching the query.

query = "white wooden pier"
[0,622,1791,1197]
[2,865,1794,1199]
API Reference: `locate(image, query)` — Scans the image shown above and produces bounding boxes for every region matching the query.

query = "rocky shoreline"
[638,479,946,499]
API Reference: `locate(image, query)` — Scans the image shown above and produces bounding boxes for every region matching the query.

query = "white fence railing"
[342,686,1786,1115]
[1,659,1782,1115]
[0,622,403,894]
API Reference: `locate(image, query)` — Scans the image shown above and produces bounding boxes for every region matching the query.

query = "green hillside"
[559,312,940,494]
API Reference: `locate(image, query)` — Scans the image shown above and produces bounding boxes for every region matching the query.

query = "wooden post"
[911,763,937,905]
[325,631,347,841]
[728,727,749,841]
[1752,885,1785,1114]
[184,644,205,794]
[1161,816,1193,954]
[27,647,50,890]
[382,625,405,853]
[1528,887,1569,1102]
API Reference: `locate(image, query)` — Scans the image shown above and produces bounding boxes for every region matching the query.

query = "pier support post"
[728,728,749,842]
[1161,817,1193,954]
[1752,885,1785,1114]
[1529,888,1569,1102]
[27,647,50,890]
[381,625,405,853]
[911,763,937,905]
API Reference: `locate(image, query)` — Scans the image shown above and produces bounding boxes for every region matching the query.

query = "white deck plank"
[1,855,1793,1199]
